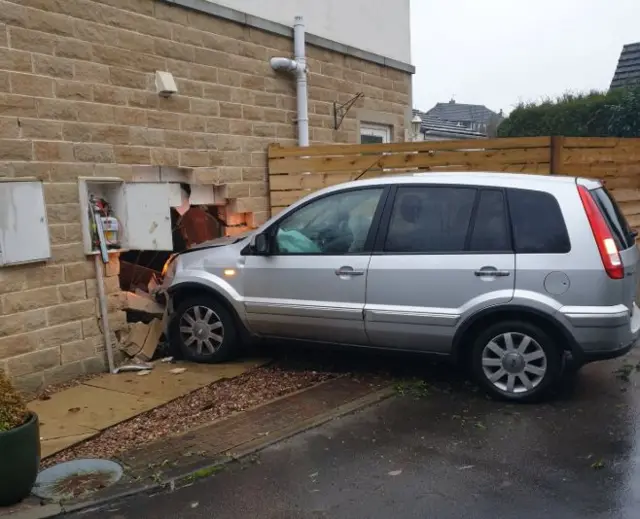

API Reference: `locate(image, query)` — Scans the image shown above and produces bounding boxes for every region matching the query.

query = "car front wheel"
[169,295,238,363]
[470,321,562,402]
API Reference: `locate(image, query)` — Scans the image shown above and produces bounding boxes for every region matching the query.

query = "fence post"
[549,136,565,175]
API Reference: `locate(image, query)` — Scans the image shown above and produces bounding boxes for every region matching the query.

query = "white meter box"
[0,181,51,267]
[79,178,173,254]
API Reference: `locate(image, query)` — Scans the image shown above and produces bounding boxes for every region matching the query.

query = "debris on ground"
[126,291,165,317]
[140,317,165,361]
[42,365,344,467]
[113,363,153,374]
[121,322,150,358]
[169,367,187,375]
[119,314,166,363]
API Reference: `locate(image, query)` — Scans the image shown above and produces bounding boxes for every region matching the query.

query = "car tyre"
[169,295,239,363]
[470,320,562,403]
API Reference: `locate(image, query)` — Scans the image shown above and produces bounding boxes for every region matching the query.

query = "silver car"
[161,173,640,402]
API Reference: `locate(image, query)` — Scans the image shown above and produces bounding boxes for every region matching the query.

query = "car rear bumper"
[560,303,640,364]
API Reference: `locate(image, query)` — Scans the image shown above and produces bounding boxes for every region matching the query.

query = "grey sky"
[410,0,640,114]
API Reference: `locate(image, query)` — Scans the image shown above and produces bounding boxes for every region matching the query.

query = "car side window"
[384,186,476,253]
[274,188,384,255]
[507,188,571,253]
[469,189,510,252]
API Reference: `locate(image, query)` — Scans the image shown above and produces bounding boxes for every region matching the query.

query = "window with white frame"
[360,123,392,144]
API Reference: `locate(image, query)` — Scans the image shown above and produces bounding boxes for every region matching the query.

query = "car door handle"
[335,266,365,277]
[475,268,511,278]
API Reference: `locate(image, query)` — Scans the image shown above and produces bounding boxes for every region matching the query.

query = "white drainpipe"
[270,16,309,146]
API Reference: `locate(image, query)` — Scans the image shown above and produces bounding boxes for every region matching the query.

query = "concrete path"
[28,359,268,458]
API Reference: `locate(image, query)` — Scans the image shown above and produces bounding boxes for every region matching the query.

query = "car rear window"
[590,187,635,250]
[507,189,571,254]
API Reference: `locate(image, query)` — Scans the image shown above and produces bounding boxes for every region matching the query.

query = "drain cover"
[33,459,123,502]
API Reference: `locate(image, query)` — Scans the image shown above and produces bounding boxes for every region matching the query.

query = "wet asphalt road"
[74,346,640,519]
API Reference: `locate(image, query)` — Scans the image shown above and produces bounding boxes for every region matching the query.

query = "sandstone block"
[47,300,95,326]
[60,337,100,364]
[55,80,93,101]
[37,98,77,120]
[49,225,66,245]
[0,94,37,117]
[51,242,84,264]
[62,122,93,142]
[0,116,18,138]
[0,309,47,337]
[114,145,151,164]
[150,148,180,166]
[64,261,95,282]
[0,139,32,160]
[8,27,55,54]
[34,55,74,79]
[11,73,54,97]
[180,150,209,167]
[26,266,65,290]
[2,286,59,314]
[56,38,92,61]
[74,62,110,83]
[43,360,85,386]
[74,143,115,163]
[21,119,63,140]
[77,102,114,123]
[34,141,73,162]
[58,281,87,303]
[0,48,32,73]
[7,347,60,377]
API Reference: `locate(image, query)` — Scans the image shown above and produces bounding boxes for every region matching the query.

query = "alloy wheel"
[481,332,547,395]
[179,305,225,356]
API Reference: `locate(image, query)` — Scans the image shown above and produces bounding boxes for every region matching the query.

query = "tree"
[497,87,640,138]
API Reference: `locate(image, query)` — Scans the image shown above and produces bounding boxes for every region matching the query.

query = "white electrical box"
[79,178,173,254]
[124,183,173,250]
[0,180,51,266]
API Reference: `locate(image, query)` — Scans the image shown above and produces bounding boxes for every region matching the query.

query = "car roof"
[310,171,603,194]
[279,172,602,216]
[345,171,578,188]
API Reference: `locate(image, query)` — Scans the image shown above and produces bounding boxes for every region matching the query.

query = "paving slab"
[27,358,270,459]
[40,433,97,460]
[37,419,96,441]
[81,359,267,400]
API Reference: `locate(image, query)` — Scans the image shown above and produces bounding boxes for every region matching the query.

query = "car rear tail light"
[578,185,624,279]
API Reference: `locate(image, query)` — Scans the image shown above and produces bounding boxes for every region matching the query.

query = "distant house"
[412,100,503,141]
[610,42,640,89]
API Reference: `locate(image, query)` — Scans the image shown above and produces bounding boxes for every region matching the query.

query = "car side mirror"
[253,233,271,256]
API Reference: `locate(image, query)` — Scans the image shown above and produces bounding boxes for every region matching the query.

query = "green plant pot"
[0,413,40,507]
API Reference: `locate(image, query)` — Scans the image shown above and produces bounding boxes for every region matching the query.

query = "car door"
[365,185,515,352]
[243,186,387,344]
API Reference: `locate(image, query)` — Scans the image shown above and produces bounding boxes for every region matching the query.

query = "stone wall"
[0,0,411,390]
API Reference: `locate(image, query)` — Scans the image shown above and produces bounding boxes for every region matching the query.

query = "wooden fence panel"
[554,137,640,228]
[268,137,553,213]
[267,137,640,229]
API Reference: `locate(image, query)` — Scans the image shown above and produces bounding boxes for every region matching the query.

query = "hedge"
[497,87,640,138]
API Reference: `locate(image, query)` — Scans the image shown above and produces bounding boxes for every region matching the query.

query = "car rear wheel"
[470,320,562,402]
[169,295,238,363]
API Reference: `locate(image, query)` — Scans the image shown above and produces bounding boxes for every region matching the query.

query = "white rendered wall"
[209,0,412,64]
